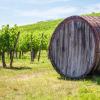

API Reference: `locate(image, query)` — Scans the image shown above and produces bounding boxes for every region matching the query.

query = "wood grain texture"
[49,16,100,78]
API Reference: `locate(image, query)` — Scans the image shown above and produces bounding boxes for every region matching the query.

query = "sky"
[0,0,100,26]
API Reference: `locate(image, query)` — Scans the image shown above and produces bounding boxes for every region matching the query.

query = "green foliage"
[17,32,30,52]
[0,25,10,52]
[0,24,20,52]
[20,19,62,33]
[18,19,63,52]
[9,24,20,51]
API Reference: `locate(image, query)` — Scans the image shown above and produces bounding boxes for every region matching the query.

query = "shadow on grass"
[58,73,100,85]
[4,66,32,70]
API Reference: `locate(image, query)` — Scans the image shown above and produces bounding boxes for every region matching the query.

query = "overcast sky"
[0,0,100,26]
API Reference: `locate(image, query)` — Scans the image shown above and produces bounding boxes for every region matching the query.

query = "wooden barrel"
[49,16,100,79]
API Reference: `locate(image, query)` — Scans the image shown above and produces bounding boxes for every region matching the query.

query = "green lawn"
[0,51,100,100]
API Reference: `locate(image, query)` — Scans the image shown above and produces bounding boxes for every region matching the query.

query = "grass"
[0,51,100,100]
[20,19,63,33]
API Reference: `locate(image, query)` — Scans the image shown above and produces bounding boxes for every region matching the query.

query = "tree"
[0,25,10,68]
[0,24,20,68]
[9,25,20,67]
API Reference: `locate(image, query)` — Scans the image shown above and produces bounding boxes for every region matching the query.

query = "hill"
[20,12,100,34]
[20,19,63,33]
[17,12,100,51]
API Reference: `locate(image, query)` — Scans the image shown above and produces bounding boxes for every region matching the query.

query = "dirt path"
[3,71,54,81]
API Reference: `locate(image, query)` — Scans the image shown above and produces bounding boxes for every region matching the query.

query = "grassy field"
[0,51,100,100]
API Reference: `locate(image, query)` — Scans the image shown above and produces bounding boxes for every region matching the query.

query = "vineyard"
[0,12,100,100]
[1,12,100,68]
[0,19,62,68]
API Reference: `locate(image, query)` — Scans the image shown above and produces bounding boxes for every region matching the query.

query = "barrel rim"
[48,15,99,79]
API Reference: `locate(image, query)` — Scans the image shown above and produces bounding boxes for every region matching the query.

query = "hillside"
[20,12,100,34]
[17,12,100,51]
[20,19,63,33]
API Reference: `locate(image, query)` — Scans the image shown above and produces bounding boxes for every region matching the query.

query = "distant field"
[0,51,100,100]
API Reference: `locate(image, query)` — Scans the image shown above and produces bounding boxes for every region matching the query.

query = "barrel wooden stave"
[49,16,100,78]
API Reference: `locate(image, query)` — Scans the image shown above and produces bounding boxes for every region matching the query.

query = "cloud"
[16,2,100,20]
[0,6,9,10]
[0,0,100,27]
[78,3,100,14]
[24,0,70,4]
[18,6,78,20]
[86,3,100,13]
[17,2,100,23]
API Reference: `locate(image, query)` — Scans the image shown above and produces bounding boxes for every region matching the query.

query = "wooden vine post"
[38,33,44,62]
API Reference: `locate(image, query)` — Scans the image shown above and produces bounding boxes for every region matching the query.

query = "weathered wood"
[49,16,100,79]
